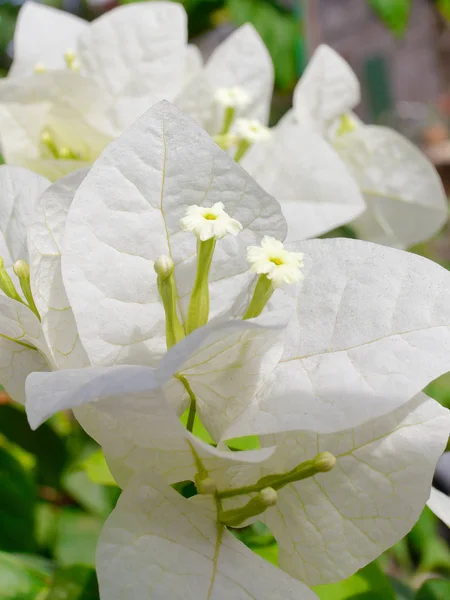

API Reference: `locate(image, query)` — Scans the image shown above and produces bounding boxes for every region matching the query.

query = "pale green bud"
[314,452,337,472]
[154,255,174,280]
[13,260,30,280]
[156,255,184,349]
[258,487,278,507]
[13,260,40,320]
[0,257,24,304]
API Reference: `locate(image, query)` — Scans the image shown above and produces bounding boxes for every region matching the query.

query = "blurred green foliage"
[368,0,411,37]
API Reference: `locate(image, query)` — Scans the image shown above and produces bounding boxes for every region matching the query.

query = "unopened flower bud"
[314,452,337,473]
[258,487,278,507]
[13,260,30,279]
[154,255,174,280]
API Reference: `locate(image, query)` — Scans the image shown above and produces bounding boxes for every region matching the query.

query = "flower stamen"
[243,236,304,319]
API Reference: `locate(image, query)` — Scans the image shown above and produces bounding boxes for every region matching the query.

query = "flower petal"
[261,394,449,584]
[334,125,448,248]
[25,352,274,488]
[205,24,274,129]
[28,170,89,370]
[0,165,50,265]
[96,472,318,600]
[224,237,450,437]
[63,100,286,366]
[0,71,115,175]
[77,3,188,131]
[242,113,365,241]
[427,486,450,529]
[9,1,87,77]
[293,44,360,131]
[0,295,52,404]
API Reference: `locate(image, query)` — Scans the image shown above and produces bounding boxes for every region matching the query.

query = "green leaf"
[232,521,278,565]
[0,446,36,553]
[437,0,450,21]
[368,0,411,38]
[46,566,99,600]
[226,0,298,90]
[35,502,59,553]
[424,372,450,408]
[408,506,450,574]
[62,467,118,519]
[0,4,19,54]
[388,576,415,600]
[313,561,396,600]
[53,509,103,568]
[0,404,68,488]
[415,579,450,600]
[0,551,51,599]
[79,450,116,487]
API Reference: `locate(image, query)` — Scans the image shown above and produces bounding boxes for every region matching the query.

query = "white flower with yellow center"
[214,86,251,109]
[179,201,243,241]
[234,118,272,143]
[247,236,304,288]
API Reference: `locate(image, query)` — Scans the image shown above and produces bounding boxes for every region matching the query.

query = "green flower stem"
[0,269,24,305]
[14,261,40,320]
[234,139,251,163]
[242,274,274,320]
[186,238,216,334]
[217,452,336,499]
[219,488,277,527]
[157,271,185,349]
[178,375,197,433]
[0,333,38,351]
[220,106,236,136]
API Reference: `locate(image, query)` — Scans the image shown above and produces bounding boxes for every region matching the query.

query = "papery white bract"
[25,362,450,586]
[0,165,88,404]
[1,1,189,180]
[0,71,114,180]
[176,25,366,241]
[292,44,447,248]
[17,101,450,594]
[97,473,318,600]
[427,486,450,529]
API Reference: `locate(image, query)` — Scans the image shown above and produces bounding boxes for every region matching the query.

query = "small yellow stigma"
[34,62,46,74]
[64,49,80,71]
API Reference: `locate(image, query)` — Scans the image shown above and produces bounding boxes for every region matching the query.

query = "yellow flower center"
[270,257,283,266]
[204,214,217,221]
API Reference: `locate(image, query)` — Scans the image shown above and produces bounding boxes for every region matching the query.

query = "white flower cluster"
[0,3,449,598]
[1,100,449,599]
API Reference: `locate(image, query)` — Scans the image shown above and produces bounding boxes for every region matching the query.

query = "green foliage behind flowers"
[0,400,119,598]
